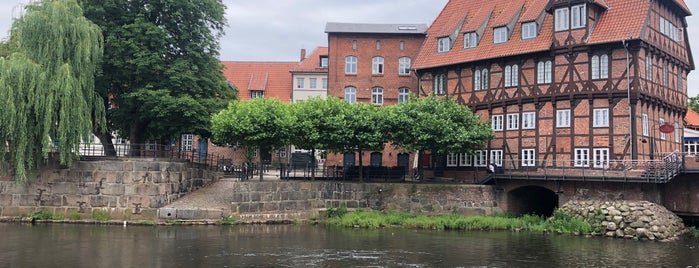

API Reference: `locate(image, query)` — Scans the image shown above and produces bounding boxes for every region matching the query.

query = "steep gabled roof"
[291,47,329,74]
[586,0,650,45]
[686,109,699,129]
[220,61,297,102]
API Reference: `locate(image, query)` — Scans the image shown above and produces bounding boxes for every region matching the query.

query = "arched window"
[344,86,356,104]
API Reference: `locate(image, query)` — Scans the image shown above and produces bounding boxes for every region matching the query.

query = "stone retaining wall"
[0,159,219,221]
[560,200,686,241]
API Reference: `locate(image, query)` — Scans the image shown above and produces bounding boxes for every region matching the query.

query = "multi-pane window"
[593,148,609,168]
[475,68,489,90]
[663,64,669,86]
[492,115,504,131]
[556,109,571,128]
[296,78,305,88]
[181,134,194,151]
[522,22,537,39]
[275,146,287,158]
[571,4,586,29]
[345,56,357,74]
[251,149,257,158]
[504,64,519,87]
[464,32,477,48]
[646,55,653,81]
[675,122,680,142]
[459,153,472,166]
[659,118,666,140]
[686,140,699,155]
[344,86,356,104]
[555,8,570,31]
[320,57,328,68]
[591,55,608,79]
[522,112,536,129]
[490,150,503,166]
[474,150,487,167]
[434,74,447,95]
[398,88,410,103]
[660,17,681,41]
[447,153,459,167]
[322,78,328,89]
[309,78,317,89]
[507,114,519,130]
[371,87,384,105]
[521,149,535,167]
[574,148,589,167]
[537,61,552,83]
[438,37,451,53]
[593,109,609,127]
[399,57,411,75]
[494,27,507,44]
[678,71,683,92]
[642,113,649,136]
[372,57,384,75]
[250,90,264,99]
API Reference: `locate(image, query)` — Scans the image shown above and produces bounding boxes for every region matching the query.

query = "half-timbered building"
[412,0,693,179]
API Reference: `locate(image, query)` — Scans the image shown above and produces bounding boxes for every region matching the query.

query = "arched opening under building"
[507,186,559,216]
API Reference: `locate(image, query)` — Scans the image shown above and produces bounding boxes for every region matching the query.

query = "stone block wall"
[0,159,219,220]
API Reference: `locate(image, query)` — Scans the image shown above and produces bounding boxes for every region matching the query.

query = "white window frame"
[642,113,649,136]
[437,37,451,53]
[345,56,357,74]
[593,108,609,127]
[675,122,680,143]
[537,61,552,84]
[371,87,384,106]
[275,146,287,158]
[522,22,537,39]
[459,153,472,166]
[678,71,683,93]
[555,8,569,31]
[507,114,519,130]
[322,78,328,89]
[474,69,481,91]
[556,109,571,128]
[434,74,447,95]
[593,148,609,168]
[447,153,459,167]
[181,134,194,151]
[646,55,653,81]
[399,57,411,75]
[372,57,384,75]
[491,115,504,131]
[490,150,503,166]
[522,112,536,129]
[571,4,586,29]
[521,149,535,167]
[574,148,590,167]
[474,150,487,167]
[464,32,477,48]
[505,65,519,87]
[398,88,410,103]
[659,118,666,140]
[344,86,356,104]
[296,78,305,88]
[320,57,328,68]
[250,90,264,99]
[494,27,507,44]
[309,78,317,89]
[663,63,669,86]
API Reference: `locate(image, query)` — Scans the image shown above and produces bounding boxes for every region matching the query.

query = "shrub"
[68,211,82,220]
[92,210,110,222]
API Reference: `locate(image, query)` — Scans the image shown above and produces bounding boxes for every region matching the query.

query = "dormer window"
[571,4,586,29]
[437,37,451,53]
[522,22,537,39]
[320,56,328,68]
[494,27,507,44]
[464,32,477,49]
[555,8,570,31]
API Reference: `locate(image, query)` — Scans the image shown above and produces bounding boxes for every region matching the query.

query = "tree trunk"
[311,148,316,181]
[94,131,116,156]
[358,149,364,182]
[129,121,147,157]
[258,146,263,181]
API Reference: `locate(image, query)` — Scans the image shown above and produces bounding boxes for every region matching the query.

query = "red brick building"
[324,22,427,170]
[412,0,693,179]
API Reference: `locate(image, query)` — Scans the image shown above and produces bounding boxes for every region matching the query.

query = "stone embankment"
[560,200,686,241]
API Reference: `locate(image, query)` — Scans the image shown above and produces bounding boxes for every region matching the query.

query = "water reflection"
[0,223,698,267]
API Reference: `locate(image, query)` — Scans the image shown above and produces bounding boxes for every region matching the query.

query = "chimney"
[300,49,306,61]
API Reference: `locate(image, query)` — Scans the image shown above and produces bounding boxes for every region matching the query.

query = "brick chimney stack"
[300,49,306,61]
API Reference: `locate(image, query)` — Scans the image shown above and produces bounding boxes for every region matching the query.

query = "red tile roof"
[413,0,691,70]
[674,0,691,15]
[686,109,699,128]
[291,47,329,74]
[220,61,297,102]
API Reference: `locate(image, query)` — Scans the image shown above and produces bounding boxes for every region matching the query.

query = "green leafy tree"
[211,98,294,181]
[689,96,699,114]
[0,0,105,183]
[389,95,493,178]
[78,0,234,155]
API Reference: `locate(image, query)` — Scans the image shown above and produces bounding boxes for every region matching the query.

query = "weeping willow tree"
[0,0,105,183]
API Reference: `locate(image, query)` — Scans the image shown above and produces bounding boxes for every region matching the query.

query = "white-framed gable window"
[492,115,504,131]
[437,37,451,53]
[464,32,477,49]
[521,149,535,167]
[372,57,384,75]
[494,27,507,44]
[556,109,571,128]
[642,113,649,136]
[571,4,586,29]
[250,90,264,99]
[320,57,328,68]
[474,150,487,167]
[574,148,590,167]
[555,8,569,31]
[522,112,536,129]
[593,108,609,127]
[522,22,537,39]
[504,64,519,87]
[507,114,519,130]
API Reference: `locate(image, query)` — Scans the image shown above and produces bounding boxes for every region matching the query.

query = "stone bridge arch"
[506,185,559,216]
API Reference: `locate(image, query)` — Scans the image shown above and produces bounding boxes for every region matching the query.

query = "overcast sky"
[0,0,698,96]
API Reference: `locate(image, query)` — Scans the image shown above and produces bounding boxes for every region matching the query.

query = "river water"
[1,223,698,267]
